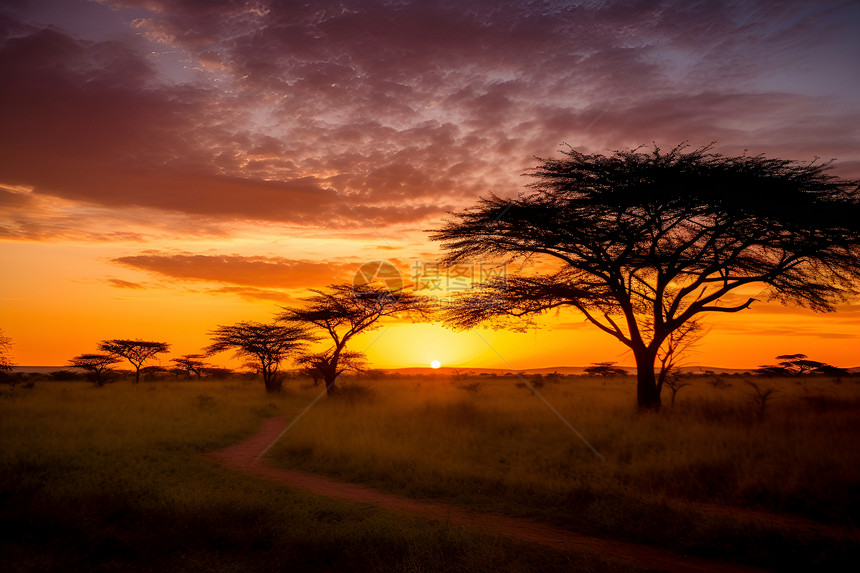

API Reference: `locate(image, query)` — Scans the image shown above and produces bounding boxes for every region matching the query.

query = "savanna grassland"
[270,373,860,570]
[1,373,858,572]
[0,378,592,573]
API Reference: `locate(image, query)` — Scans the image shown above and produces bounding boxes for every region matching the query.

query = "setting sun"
[430,360,442,369]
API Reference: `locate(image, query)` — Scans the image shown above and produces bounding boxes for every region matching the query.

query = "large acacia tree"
[431,144,860,409]
[205,321,312,393]
[98,339,170,384]
[278,283,429,396]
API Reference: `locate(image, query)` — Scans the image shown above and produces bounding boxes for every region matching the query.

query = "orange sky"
[1,231,858,370]
[1,1,859,370]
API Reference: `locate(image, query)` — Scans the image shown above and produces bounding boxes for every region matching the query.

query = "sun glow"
[430,360,442,369]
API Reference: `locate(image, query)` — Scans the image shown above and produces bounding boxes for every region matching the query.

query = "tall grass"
[1,380,595,573]
[268,374,860,569]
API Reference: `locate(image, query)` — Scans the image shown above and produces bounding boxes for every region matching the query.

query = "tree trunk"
[263,371,282,394]
[323,347,344,397]
[133,367,141,384]
[323,373,338,396]
[634,350,661,410]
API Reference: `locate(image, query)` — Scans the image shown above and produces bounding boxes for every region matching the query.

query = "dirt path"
[208,416,773,572]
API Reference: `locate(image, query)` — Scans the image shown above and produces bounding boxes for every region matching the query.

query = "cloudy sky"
[2,0,859,369]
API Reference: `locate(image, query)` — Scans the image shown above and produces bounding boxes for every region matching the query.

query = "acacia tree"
[98,339,170,384]
[654,319,705,398]
[69,353,121,387]
[297,350,366,386]
[0,329,13,376]
[755,353,845,377]
[584,362,628,377]
[278,283,429,396]
[205,321,311,393]
[431,144,860,409]
[171,354,210,379]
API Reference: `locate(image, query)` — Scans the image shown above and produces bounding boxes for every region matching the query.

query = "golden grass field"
[1,372,858,571]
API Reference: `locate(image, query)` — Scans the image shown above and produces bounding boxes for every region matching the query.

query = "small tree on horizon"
[755,353,846,377]
[0,329,13,378]
[204,321,312,393]
[69,353,121,387]
[171,354,210,379]
[98,339,170,384]
[431,143,860,410]
[655,319,705,405]
[584,362,628,378]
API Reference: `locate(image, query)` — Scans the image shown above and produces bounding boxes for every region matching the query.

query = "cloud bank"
[2,0,857,236]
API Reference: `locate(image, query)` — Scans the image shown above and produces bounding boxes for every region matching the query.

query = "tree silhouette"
[755,353,845,377]
[98,339,170,384]
[584,362,628,377]
[655,319,705,401]
[431,143,860,409]
[297,350,366,386]
[0,329,13,376]
[744,380,779,421]
[171,354,210,379]
[278,283,429,396]
[69,353,121,387]
[205,322,311,393]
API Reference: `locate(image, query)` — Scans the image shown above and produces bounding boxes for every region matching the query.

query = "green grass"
[0,379,625,573]
[268,374,860,570]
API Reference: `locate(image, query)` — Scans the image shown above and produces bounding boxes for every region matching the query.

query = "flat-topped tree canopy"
[431,143,860,409]
[68,352,121,387]
[205,321,313,394]
[0,329,12,375]
[278,283,431,395]
[98,339,170,384]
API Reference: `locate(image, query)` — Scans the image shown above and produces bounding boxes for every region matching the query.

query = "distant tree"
[201,366,234,379]
[753,365,791,378]
[171,354,210,379]
[655,321,703,391]
[432,144,860,409]
[755,353,844,377]
[655,320,705,405]
[49,370,84,381]
[545,371,564,384]
[584,362,628,378]
[140,365,168,381]
[205,322,312,393]
[98,339,170,384]
[815,364,850,377]
[297,350,366,386]
[778,354,826,376]
[69,353,121,387]
[278,283,429,396]
[0,329,14,377]
[745,380,779,421]
[662,374,690,407]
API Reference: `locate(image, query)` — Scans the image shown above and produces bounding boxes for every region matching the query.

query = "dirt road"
[208,416,778,572]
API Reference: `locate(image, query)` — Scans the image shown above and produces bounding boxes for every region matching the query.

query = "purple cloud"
[1,0,857,235]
